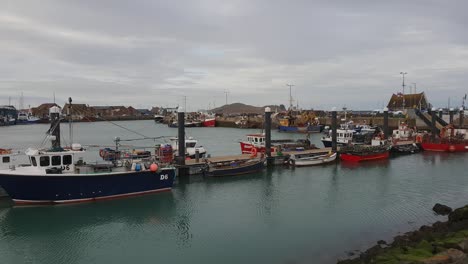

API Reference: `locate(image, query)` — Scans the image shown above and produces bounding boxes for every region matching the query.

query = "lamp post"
[286,84,295,110]
[400,72,407,109]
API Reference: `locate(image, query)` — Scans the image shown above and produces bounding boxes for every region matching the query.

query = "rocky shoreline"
[337,204,468,264]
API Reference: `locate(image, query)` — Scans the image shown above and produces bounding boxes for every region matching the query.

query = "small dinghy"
[288,152,337,167]
[203,158,265,177]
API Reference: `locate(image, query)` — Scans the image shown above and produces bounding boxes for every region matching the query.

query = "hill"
[211,103,286,115]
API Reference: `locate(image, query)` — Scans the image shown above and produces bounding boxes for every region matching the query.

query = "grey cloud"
[1,0,468,110]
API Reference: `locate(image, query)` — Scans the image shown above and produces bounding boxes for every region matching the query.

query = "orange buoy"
[150,163,158,172]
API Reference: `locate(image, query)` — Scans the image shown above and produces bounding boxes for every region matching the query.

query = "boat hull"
[202,118,216,127]
[340,151,389,162]
[278,125,322,133]
[0,168,176,205]
[205,160,265,177]
[391,143,421,154]
[290,153,337,166]
[321,139,348,148]
[240,142,274,154]
[421,142,468,152]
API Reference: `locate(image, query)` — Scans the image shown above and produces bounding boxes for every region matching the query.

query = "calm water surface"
[0,121,468,264]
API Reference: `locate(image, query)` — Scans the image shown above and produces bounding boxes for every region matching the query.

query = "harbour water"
[1,121,468,263]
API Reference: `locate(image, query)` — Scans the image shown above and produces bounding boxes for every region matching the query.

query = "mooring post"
[195,149,200,163]
[449,108,454,125]
[177,107,188,177]
[264,107,273,166]
[331,107,337,152]
[431,107,437,141]
[383,107,389,139]
[438,108,443,119]
[49,106,61,148]
[460,107,464,129]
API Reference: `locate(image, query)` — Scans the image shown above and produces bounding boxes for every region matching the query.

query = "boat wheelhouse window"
[255,138,258,142]
[63,155,72,165]
[186,142,196,148]
[31,157,37,166]
[40,156,50,167]
[2,156,9,163]
[52,156,61,166]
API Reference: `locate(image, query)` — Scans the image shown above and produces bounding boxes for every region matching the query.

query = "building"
[92,106,142,118]
[31,103,60,119]
[387,92,430,111]
[137,109,152,116]
[62,103,95,121]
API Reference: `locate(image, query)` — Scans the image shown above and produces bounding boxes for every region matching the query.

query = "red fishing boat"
[202,117,216,127]
[339,137,391,162]
[239,134,315,154]
[420,124,468,152]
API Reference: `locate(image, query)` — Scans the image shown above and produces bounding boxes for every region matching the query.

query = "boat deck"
[185,148,333,166]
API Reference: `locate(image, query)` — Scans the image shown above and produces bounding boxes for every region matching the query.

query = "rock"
[377,240,387,245]
[445,248,467,262]
[449,206,468,223]
[433,203,453,216]
[458,238,468,253]
[421,249,467,264]
[420,254,451,264]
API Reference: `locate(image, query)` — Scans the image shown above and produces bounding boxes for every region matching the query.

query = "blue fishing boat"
[0,105,176,205]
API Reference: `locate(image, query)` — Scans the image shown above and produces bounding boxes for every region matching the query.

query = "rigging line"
[72,107,151,139]
[37,118,60,149]
[117,136,170,142]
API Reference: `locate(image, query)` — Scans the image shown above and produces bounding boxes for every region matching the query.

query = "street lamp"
[286,84,295,110]
[400,72,407,109]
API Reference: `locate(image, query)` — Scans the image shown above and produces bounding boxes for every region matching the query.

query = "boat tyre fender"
[250,148,258,158]
[99,149,105,157]
[416,135,422,143]
[288,159,295,166]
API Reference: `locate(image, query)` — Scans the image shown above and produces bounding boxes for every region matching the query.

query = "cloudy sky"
[1,0,467,111]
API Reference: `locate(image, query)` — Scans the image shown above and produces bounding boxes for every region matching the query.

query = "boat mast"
[68,97,73,146]
[49,106,61,149]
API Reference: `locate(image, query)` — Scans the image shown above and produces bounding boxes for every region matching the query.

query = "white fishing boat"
[288,152,337,167]
[170,137,207,159]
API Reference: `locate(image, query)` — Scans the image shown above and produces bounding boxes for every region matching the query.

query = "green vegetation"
[370,230,468,263]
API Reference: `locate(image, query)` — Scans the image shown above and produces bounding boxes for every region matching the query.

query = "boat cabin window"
[52,156,61,166]
[31,157,37,166]
[2,156,9,163]
[255,138,258,143]
[186,142,196,148]
[63,155,72,165]
[40,156,50,167]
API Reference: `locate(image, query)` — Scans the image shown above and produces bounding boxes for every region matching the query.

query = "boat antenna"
[68,97,73,146]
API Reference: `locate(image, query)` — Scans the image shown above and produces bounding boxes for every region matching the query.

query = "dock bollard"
[195,149,200,163]
[264,107,274,167]
[177,107,188,177]
[460,107,464,129]
[431,107,437,141]
[331,107,337,152]
[383,107,389,139]
[449,108,454,125]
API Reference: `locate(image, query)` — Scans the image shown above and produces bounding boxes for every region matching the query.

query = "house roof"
[387,92,428,108]
[62,103,93,114]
